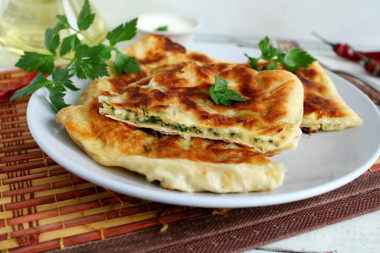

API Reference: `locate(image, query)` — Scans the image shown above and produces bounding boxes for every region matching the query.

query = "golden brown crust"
[122,34,361,132]
[258,61,362,130]
[108,64,296,127]
[123,34,218,73]
[56,34,288,192]
[57,94,285,193]
[297,63,348,118]
[297,62,362,130]
[60,97,271,164]
[100,62,304,153]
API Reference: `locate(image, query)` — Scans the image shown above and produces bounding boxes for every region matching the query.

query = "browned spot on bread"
[109,72,148,93]
[188,52,213,64]
[296,64,349,119]
[296,73,326,94]
[107,62,293,129]
[62,97,270,164]
[304,93,346,118]
[163,36,186,53]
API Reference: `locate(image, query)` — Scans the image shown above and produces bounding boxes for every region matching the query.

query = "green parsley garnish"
[10,0,141,112]
[201,76,248,106]
[155,25,168,32]
[245,36,316,72]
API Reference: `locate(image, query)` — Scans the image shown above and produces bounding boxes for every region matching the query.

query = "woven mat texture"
[0,69,379,253]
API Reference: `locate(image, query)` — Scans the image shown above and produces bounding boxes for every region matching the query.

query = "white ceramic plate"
[27,43,380,208]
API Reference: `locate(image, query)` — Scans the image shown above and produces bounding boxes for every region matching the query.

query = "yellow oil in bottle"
[0,0,108,55]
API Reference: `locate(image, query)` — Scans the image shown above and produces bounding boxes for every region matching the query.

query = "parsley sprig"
[10,0,141,112]
[245,36,316,72]
[201,76,247,106]
[155,25,168,32]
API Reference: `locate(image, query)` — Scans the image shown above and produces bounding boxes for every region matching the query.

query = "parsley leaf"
[265,61,278,70]
[60,34,80,56]
[259,36,283,60]
[156,25,168,31]
[245,36,316,72]
[10,72,50,100]
[107,18,138,46]
[45,28,60,55]
[53,15,70,33]
[77,0,95,31]
[277,48,317,72]
[106,18,141,74]
[93,44,112,60]
[52,67,79,91]
[15,52,55,74]
[114,51,141,75]
[202,76,247,106]
[11,0,141,113]
[245,53,259,69]
[46,83,69,112]
[73,44,110,79]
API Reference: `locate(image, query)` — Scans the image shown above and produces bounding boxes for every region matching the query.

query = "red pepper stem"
[312,32,335,47]
[356,52,367,61]
[355,51,371,63]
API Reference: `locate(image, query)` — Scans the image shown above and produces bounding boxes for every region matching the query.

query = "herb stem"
[59,56,74,62]
[70,27,97,46]
[110,46,121,54]
[65,58,76,69]
[11,0,140,113]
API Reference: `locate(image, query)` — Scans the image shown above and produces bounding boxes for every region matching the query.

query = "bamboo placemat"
[1,69,379,253]
[0,70,212,252]
[0,96,211,253]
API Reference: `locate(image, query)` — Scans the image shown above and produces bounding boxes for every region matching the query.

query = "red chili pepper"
[332,43,360,61]
[0,70,38,102]
[357,53,380,77]
[312,32,380,61]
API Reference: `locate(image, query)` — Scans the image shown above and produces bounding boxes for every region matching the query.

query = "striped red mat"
[1,69,379,252]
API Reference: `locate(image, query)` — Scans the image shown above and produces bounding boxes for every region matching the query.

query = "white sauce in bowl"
[137,12,201,43]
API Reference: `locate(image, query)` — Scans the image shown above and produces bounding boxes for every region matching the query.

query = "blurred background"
[91,0,379,47]
[88,0,380,92]
[0,0,379,91]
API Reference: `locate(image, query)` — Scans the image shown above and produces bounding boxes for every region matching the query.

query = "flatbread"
[123,34,361,132]
[99,61,304,154]
[296,62,362,131]
[55,34,362,193]
[56,37,287,192]
[122,34,221,74]
[56,81,285,193]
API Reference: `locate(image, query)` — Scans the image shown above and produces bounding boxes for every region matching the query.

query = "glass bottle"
[0,0,107,55]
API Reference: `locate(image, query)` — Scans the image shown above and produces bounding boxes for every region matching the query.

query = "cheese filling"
[99,99,288,152]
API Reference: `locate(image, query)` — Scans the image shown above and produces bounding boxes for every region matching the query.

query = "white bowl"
[137,12,201,44]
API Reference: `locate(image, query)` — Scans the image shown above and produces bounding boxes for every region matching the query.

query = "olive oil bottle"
[0,0,107,55]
